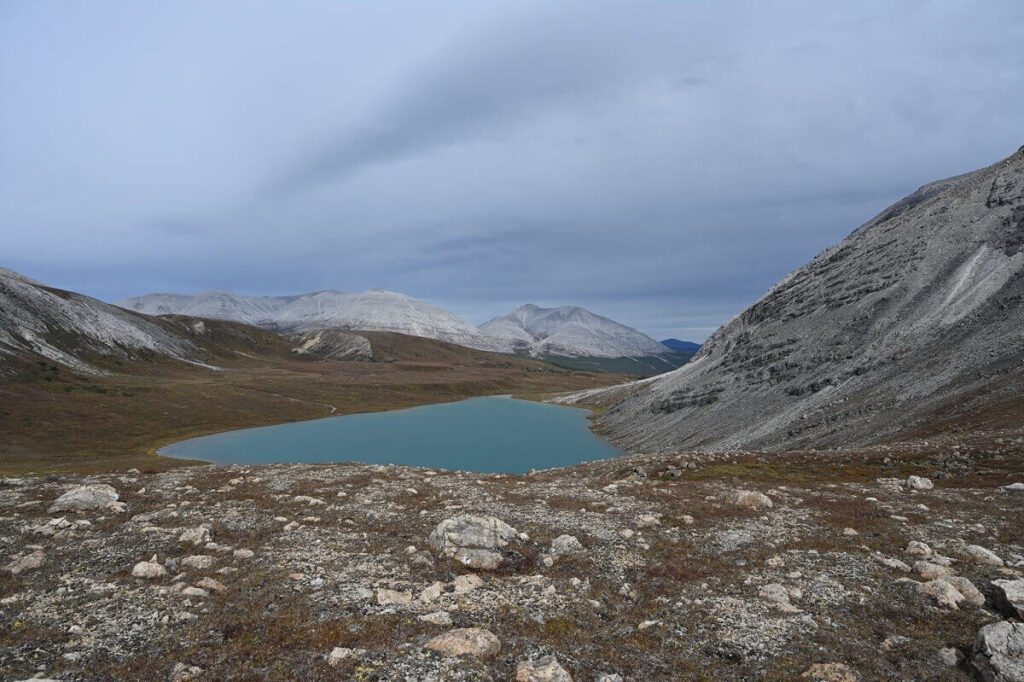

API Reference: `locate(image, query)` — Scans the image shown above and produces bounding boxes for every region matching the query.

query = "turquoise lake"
[159,396,623,473]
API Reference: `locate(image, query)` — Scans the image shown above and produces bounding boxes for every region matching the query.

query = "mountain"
[0,267,199,374]
[118,289,504,351]
[480,304,669,358]
[563,146,1024,452]
[660,338,701,352]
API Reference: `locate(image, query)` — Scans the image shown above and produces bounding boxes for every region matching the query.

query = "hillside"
[561,147,1024,452]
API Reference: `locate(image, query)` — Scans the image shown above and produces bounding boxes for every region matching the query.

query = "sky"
[2,1,1023,342]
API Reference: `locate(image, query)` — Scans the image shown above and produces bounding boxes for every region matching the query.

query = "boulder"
[914,561,955,581]
[550,534,584,557]
[5,551,44,575]
[917,579,968,610]
[972,621,1024,682]
[964,544,1005,567]
[992,579,1024,619]
[48,484,121,513]
[453,574,484,593]
[131,560,167,579]
[516,655,574,681]
[376,588,413,606]
[730,490,773,509]
[180,555,215,571]
[425,628,501,659]
[428,515,518,570]
[906,476,934,491]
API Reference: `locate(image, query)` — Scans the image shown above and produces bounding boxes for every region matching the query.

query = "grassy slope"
[0,324,626,474]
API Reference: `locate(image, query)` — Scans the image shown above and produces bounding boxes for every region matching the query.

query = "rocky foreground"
[3,437,1024,681]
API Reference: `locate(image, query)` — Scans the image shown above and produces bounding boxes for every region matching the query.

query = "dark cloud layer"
[2,1,1023,341]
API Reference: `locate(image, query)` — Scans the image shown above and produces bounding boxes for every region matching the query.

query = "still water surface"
[160,396,622,473]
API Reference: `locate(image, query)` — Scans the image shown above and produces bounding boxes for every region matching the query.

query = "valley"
[0,328,624,474]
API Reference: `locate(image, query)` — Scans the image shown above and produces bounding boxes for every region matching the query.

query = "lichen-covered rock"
[964,544,1004,566]
[992,579,1024,620]
[550,534,584,557]
[5,550,44,575]
[972,621,1024,682]
[905,476,934,491]
[131,560,167,579]
[425,628,501,659]
[428,514,518,570]
[730,490,773,509]
[516,655,574,681]
[48,484,121,513]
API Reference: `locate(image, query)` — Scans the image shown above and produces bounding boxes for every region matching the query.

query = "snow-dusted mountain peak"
[481,304,669,358]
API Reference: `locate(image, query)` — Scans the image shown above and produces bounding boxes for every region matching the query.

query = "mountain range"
[118,291,694,368]
[561,145,1024,451]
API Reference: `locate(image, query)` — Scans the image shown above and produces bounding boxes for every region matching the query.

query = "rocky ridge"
[561,147,1024,452]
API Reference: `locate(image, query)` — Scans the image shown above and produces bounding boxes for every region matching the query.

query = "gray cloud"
[2,0,1023,342]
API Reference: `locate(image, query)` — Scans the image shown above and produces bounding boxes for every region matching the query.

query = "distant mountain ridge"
[660,338,701,352]
[118,289,505,351]
[118,291,691,371]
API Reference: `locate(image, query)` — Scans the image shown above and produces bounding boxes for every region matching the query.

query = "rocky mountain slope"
[119,289,505,351]
[481,304,671,359]
[563,146,1024,452]
[3,433,1024,680]
[0,268,200,374]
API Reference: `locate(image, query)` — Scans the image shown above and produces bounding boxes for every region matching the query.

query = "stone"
[179,526,212,546]
[453,574,484,593]
[428,515,518,571]
[948,576,985,607]
[730,490,773,509]
[180,555,215,571]
[971,621,1024,682]
[550,534,584,557]
[377,588,413,606]
[327,647,358,667]
[232,548,254,560]
[425,628,501,659]
[992,579,1024,619]
[760,583,800,612]
[914,561,955,581]
[420,582,445,603]
[516,655,574,681]
[196,577,226,593]
[939,647,964,667]
[48,484,121,513]
[5,551,44,575]
[635,514,660,528]
[131,560,167,579]
[181,586,208,598]
[964,544,1005,567]
[904,541,932,557]
[419,611,453,626]
[453,548,504,570]
[906,475,934,491]
[917,579,967,610]
[800,662,859,681]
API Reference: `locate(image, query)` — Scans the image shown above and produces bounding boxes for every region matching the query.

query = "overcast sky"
[2,1,1022,341]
